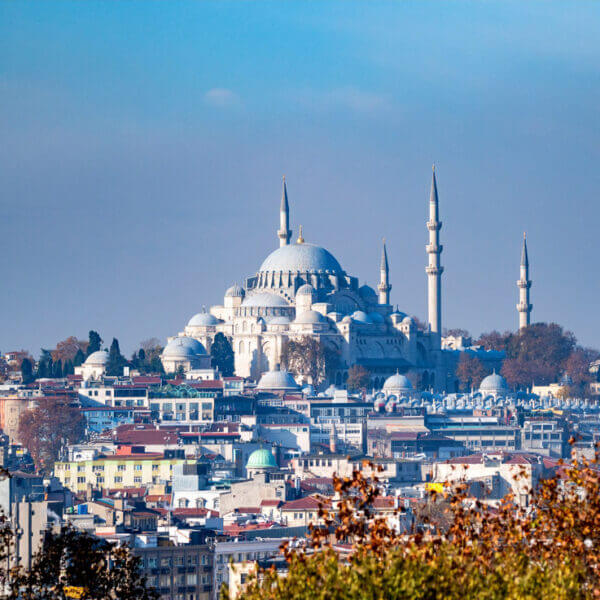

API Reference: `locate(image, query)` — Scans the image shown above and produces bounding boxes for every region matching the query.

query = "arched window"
[238,341,245,354]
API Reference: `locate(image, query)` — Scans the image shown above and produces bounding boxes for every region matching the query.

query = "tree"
[9,527,157,600]
[18,397,85,474]
[86,330,102,357]
[238,453,600,600]
[455,354,488,391]
[106,338,127,376]
[51,336,87,363]
[210,333,235,376]
[444,328,471,338]
[564,346,600,394]
[52,359,63,378]
[346,365,371,392]
[281,336,340,387]
[20,358,34,384]
[476,329,512,352]
[73,347,85,367]
[477,323,584,389]
[36,349,53,379]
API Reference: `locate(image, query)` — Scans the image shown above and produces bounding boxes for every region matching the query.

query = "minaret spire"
[278,176,292,247]
[426,165,443,344]
[378,238,391,305]
[517,232,532,329]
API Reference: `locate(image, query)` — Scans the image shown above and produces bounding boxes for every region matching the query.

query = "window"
[148,557,158,568]
[77,477,86,483]
[134,477,142,484]
[135,464,142,471]
[174,556,184,566]
[186,574,197,585]
[114,476,122,483]
[152,464,159,471]
[117,464,126,471]
[161,558,171,567]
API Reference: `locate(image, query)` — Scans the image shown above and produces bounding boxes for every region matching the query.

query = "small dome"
[246,448,277,470]
[259,243,344,274]
[479,372,509,394]
[383,373,413,391]
[294,310,326,325]
[352,311,372,324]
[296,284,315,297]
[225,284,245,298]
[402,316,414,326]
[242,293,290,308]
[368,312,385,324]
[341,316,353,323]
[84,350,109,366]
[257,369,299,391]
[359,285,377,299]
[162,337,206,358]
[187,312,219,327]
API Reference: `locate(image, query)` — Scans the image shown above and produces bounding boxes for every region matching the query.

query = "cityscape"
[1,2,599,599]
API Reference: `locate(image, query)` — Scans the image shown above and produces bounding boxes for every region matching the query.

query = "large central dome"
[259,243,343,274]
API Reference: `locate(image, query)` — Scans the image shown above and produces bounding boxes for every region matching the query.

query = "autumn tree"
[444,328,471,338]
[455,354,488,391]
[18,397,85,474]
[281,336,340,387]
[346,365,371,392]
[238,450,600,600]
[210,332,235,376]
[51,336,87,363]
[564,346,600,395]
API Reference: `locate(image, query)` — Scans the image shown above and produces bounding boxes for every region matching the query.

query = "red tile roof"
[281,496,329,511]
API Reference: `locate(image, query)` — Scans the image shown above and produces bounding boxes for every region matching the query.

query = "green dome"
[246,448,277,470]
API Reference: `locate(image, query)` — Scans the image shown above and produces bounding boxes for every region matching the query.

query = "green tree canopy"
[20,358,34,384]
[106,337,127,376]
[211,332,235,377]
[86,330,103,357]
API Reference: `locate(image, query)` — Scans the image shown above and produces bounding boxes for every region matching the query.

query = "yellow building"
[54,447,193,493]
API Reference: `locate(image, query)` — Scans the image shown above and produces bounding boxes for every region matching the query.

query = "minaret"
[517,232,532,329]
[277,176,291,247]
[426,165,443,340]
[378,239,391,305]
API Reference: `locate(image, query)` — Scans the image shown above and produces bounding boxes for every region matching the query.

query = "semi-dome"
[296,283,315,296]
[225,284,245,298]
[268,315,291,325]
[162,337,206,358]
[259,243,343,274]
[383,373,413,391]
[294,310,326,324]
[402,316,415,326]
[257,369,300,391]
[242,292,290,308]
[246,448,277,470]
[479,372,509,394]
[352,310,372,324]
[187,312,219,327]
[84,350,109,366]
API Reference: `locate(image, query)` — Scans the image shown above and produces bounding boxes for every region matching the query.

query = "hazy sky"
[1,0,599,357]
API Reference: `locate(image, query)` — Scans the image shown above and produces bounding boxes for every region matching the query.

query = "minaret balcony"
[427,221,442,231]
[426,244,443,254]
[426,266,444,276]
[516,280,532,289]
[516,303,533,312]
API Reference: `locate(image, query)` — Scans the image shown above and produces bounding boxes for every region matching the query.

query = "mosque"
[162,170,523,392]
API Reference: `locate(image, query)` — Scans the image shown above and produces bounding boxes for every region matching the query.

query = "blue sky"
[1,0,599,356]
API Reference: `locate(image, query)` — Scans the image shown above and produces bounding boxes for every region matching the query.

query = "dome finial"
[297,225,304,244]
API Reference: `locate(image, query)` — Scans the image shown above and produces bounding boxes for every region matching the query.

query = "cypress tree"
[21,358,34,384]
[210,332,235,377]
[86,331,102,357]
[73,348,85,367]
